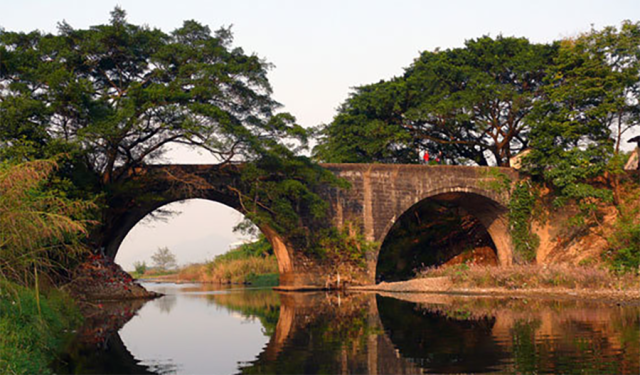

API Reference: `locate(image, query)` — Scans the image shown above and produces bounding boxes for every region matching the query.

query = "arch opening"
[375,192,511,282]
[112,198,292,279]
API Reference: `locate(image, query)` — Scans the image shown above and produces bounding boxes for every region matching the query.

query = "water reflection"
[54,284,640,374]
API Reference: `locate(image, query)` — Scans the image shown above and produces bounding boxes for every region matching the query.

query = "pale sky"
[2,0,639,270]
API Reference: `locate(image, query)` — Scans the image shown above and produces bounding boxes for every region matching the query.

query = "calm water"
[53,283,640,374]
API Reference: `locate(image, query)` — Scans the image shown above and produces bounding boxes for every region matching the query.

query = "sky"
[2,0,639,269]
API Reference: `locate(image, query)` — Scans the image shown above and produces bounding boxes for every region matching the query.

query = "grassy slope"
[0,280,81,375]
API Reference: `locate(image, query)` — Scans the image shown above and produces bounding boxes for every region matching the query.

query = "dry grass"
[177,255,278,284]
[417,264,639,290]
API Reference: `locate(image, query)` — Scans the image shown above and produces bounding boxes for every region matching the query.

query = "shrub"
[608,220,640,274]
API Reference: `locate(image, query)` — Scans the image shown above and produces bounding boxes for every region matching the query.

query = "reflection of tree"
[54,289,640,375]
[382,295,640,374]
[155,295,178,314]
[204,289,280,336]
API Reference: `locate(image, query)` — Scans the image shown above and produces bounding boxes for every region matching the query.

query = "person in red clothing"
[423,151,429,164]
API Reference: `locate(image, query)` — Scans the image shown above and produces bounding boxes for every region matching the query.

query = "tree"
[151,247,176,271]
[0,8,326,252]
[313,79,415,163]
[525,21,640,210]
[404,36,557,166]
[0,7,306,188]
[314,36,557,166]
[133,260,147,275]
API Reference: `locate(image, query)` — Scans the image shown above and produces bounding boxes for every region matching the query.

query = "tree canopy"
[314,23,640,170]
[315,35,557,166]
[0,7,306,187]
[525,21,640,209]
[0,8,362,260]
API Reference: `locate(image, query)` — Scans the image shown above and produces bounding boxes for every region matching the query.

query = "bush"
[133,261,147,275]
[608,219,640,274]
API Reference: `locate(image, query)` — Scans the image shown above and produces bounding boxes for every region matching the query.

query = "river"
[53,282,640,374]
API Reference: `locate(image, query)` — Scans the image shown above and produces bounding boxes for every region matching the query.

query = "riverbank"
[131,243,279,287]
[351,264,640,303]
[138,272,279,287]
[0,280,82,375]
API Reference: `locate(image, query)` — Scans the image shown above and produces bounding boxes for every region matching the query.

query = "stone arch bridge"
[99,164,519,288]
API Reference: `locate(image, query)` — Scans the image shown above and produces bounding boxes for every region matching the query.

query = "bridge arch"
[104,197,293,276]
[378,185,513,266]
[374,185,513,282]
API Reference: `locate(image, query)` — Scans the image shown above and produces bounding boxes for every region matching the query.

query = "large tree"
[0,9,355,259]
[403,36,557,166]
[0,7,305,187]
[526,21,640,208]
[313,79,414,163]
[314,36,557,166]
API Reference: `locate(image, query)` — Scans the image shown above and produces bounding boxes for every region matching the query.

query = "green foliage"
[508,181,540,263]
[245,273,279,287]
[315,36,557,166]
[313,79,414,163]
[0,280,82,375]
[132,261,147,275]
[0,7,306,189]
[216,235,273,262]
[524,21,640,212]
[197,234,277,284]
[607,209,640,273]
[479,168,513,193]
[0,8,310,255]
[234,153,360,261]
[201,241,279,286]
[316,222,378,265]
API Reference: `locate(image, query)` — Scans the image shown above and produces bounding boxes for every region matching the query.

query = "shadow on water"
[53,285,640,374]
[376,295,506,373]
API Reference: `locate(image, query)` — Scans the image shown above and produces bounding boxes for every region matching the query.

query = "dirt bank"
[64,254,161,301]
[350,277,640,304]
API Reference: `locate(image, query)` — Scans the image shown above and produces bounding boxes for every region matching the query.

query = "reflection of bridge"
[69,291,637,374]
[98,164,519,288]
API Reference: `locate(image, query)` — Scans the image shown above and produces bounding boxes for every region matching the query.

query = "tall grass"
[0,159,94,286]
[0,160,91,374]
[175,235,278,284]
[178,255,278,284]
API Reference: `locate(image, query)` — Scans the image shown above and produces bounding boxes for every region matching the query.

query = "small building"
[625,136,640,171]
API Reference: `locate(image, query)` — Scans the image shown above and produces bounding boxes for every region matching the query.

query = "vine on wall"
[508,181,540,263]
